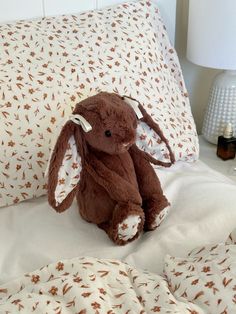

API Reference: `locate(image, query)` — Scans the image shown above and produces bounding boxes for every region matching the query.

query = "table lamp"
[187,0,236,144]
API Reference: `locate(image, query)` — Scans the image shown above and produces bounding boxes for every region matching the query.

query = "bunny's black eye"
[105,130,112,137]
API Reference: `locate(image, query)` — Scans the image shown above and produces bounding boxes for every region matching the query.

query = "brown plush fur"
[48,92,174,245]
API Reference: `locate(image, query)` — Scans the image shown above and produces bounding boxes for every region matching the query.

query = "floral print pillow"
[0,0,198,207]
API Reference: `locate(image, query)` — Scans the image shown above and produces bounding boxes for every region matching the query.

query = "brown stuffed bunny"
[48,92,175,245]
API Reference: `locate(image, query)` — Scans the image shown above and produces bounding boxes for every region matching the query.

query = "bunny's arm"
[129,145,170,231]
[85,154,142,206]
[129,145,169,207]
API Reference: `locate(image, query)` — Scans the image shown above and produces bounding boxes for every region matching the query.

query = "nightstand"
[199,135,236,183]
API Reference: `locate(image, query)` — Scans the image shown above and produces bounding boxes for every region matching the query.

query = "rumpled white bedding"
[0,256,204,313]
[1,229,236,313]
[0,159,236,287]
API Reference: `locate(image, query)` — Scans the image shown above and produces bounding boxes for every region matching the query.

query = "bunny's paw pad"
[151,206,170,229]
[118,215,141,241]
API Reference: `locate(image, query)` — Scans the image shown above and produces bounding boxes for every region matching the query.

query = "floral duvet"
[0,229,236,314]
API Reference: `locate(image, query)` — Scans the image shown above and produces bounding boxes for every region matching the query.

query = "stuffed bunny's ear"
[123,96,175,167]
[47,117,88,212]
[54,135,81,206]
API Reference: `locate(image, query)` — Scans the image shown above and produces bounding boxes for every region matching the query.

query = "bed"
[0,1,236,313]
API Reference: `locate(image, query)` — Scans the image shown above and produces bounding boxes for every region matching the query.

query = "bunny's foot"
[143,198,170,231]
[103,203,144,245]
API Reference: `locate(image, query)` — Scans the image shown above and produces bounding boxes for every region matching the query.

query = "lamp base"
[202,70,236,144]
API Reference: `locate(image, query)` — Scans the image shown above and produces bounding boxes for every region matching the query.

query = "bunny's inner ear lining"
[135,121,173,167]
[54,135,82,206]
[123,96,175,165]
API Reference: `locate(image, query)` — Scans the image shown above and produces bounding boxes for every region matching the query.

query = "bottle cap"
[223,123,234,138]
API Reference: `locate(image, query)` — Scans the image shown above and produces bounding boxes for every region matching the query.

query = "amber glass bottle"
[217,123,236,160]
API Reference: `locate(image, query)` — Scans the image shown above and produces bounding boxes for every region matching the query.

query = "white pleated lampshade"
[187,0,236,70]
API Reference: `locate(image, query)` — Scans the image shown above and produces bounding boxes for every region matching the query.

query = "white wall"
[0,0,44,22]
[0,0,96,21]
[175,0,221,133]
[0,0,176,44]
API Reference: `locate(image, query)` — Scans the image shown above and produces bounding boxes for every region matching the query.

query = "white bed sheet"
[1,158,236,285]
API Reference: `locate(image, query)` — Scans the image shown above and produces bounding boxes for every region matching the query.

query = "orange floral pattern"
[0,257,201,313]
[164,229,236,314]
[0,0,198,207]
[1,230,236,313]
